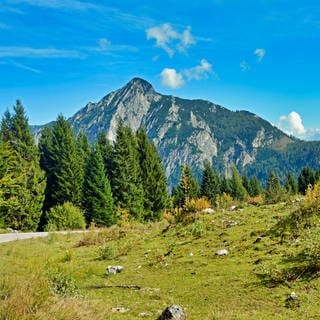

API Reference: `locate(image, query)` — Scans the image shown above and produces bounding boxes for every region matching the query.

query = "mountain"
[41,78,320,186]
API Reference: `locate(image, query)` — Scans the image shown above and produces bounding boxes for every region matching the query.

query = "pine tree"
[0,102,45,230]
[175,164,199,207]
[242,175,252,197]
[250,175,263,197]
[200,160,220,205]
[82,144,115,226]
[76,131,90,206]
[229,167,248,201]
[265,171,283,203]
[285,172,298,195]
[137,128,168,221]
[220,175,231,195]
[41,115,82,211]
[298,166,315,195]
[112,121,144,219]
[97,132,114,180]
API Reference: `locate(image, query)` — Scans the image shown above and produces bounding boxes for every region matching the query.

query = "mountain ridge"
[35,78,320,186]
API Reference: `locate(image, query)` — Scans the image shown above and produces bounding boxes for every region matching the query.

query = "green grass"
[1,203,320,319]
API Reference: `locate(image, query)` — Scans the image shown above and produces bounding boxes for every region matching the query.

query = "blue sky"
[1,0,320,140]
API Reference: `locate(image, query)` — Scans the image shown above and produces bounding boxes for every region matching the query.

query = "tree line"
[0,101,318,231]
[0,102,168,231]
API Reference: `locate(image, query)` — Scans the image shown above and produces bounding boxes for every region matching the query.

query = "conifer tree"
[229,167,248,201]
[137,128,168,220]
[0,102,45,230]
[265,171,283,203]
[82,144,115,226]
[250,175,263,197]
[175,164,199,207]
[40,115,82,211]
[97,132,114,179]
[112,121,144,219]
[76,131,90,206]
[285,172,298,195]
[220,175,231,195]
[242,175,252,197]
[298,166,315,195]
[200,160,220,205]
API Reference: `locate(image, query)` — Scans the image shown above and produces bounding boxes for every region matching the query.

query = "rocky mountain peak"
[122,77,154,96]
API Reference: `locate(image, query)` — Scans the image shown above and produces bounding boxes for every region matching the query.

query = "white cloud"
[240,60,250,72]
[160,59,214,89]
[0,46,82,58]
[9,60,41,73]
[184,59,212,80]
[8,0,98,10]
[160,68,184,89]
[278,111,306,136]
[146,23,195,57]
[254,48,266,62]
[98,38,111,50]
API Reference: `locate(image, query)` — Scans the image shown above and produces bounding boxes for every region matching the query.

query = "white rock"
[202,208,215,214]
[160,305,186,320]
[112,307,129,313]
[216,249,229,256]
[106,265,123,274]
[289,292,297,300]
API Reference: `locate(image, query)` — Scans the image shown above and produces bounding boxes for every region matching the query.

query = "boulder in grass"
[159,305,186,320]
[215,249,229,256]
[106,266,123,274]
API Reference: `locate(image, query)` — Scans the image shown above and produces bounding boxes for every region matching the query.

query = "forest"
[0,101,318,232]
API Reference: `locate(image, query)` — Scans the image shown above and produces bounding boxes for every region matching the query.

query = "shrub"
[48,270,80,297]
[45,202,86,231]
[301,181,320,213]
[217,192,234,209]
[248,195,264,206]
[193,197,212,211]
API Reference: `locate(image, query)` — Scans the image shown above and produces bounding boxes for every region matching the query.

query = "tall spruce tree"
[200,160,220,205]
[112,121,144,220]
[298,166,315,195]
[0,102,45,230]
[40,115,82,211]
[265,171,283,203]
[174,164,199,207]
[285,172,298,195]
[220,175,231,195]
[230,167,248,201]
[97,132,114,180]
[242,175,252,197]
[82,144,115,226]
[250,175,263,197]
[137,128,168,221]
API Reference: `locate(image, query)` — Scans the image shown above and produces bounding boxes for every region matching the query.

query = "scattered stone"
[139,311,153,317]
[289,292,297,300]
[189,252,194,257]
[202,208,215,214]
[112,307,129,313]
[160,305,186,320]
[106,265,123,274]
[215,249,229,256]
[230,205,236,211]
[253,236,263,244]
[226,220,238,228]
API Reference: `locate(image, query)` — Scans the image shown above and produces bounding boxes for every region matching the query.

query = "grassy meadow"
[1,202,320,319]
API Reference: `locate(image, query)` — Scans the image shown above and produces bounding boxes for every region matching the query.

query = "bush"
[193,197,212,211]
[45,202,86,231]
[217,192,234,209]
[48,270,80,297]
[301,181,320,213]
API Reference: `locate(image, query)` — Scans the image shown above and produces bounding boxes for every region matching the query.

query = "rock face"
[160,305,186,320]
[35,77,320,186]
